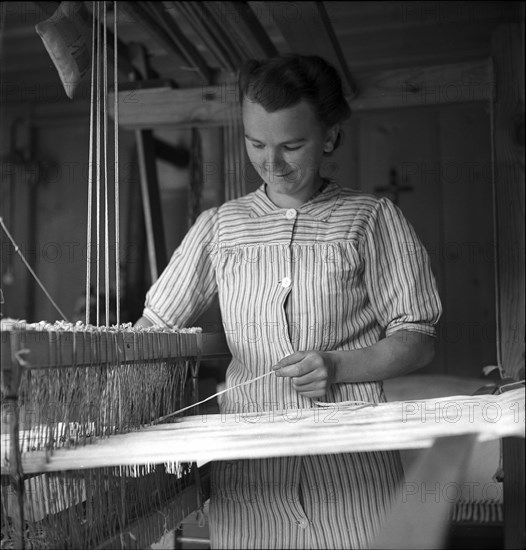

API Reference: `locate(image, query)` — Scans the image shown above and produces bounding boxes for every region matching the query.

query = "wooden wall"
[340,103,497,379]
[1,100,141,324]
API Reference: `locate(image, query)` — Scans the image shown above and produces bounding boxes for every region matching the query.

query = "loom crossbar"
[1,328,229,371]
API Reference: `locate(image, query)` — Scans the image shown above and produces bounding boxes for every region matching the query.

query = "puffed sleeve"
[142,207,218,328]
[360,197,442,337]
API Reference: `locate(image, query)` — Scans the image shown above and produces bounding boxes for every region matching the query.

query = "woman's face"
[242,99,336,208]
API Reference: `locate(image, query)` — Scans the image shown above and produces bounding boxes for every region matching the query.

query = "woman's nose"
[263,149,285,172]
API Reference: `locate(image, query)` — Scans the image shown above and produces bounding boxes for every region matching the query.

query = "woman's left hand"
[272,351,337,398]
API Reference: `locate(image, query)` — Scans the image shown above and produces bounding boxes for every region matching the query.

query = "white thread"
[314,400,377,409]
[153,371,275,423]
[114,0,120,327]
[95,1,101,326]
[103,2,110,327]
[0,218,69,321]
[86,1,96,325]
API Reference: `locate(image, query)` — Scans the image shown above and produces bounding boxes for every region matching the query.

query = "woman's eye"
[251,142,264,149]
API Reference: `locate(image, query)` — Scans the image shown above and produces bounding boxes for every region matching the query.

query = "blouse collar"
[249,180,341,222]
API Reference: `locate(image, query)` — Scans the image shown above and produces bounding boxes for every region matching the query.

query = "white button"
[281,277,292,288]
[285,209,297,220]
[296,519,308,529]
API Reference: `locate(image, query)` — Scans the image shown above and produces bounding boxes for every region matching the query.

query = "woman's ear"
[324,124,339,153]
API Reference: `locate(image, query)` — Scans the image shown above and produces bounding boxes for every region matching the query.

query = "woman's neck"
[265,178,328,209]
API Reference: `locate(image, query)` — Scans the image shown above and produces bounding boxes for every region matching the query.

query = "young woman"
[136,54,442,549]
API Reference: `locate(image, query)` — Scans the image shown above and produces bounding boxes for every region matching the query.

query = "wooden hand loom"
[0,320,228,549]
[1,319,524,549]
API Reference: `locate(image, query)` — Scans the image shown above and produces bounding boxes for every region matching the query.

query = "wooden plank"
[0,328,230,370]
[108,85,241,129]
[135,129,168,282]
[490,24,525,382]
[147,1,215,83]
[324,1,520,36]
[370,434,478,549]
[218,2,278,59]
[503,437,526,549]
[172,2,236,72]
[120,2,213,85]
[353,59,494,110]
[108,60,493,129]
[336,22,499,73]
[266,1,357,97]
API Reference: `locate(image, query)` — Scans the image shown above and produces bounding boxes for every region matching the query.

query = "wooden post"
[503,436,526,550]
[370,434,478,549]
[135,129,168,282]
[491,24,525,382]
[2,333,25,549]
[128,44,168,284]
[491,23,525,550]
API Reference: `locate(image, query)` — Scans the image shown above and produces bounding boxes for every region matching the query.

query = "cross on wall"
[375,168,414,206]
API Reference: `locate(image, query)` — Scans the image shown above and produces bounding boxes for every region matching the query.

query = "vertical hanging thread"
[95,1,101,326]
[86,1,97,326]
[114,0,120,327]
[103,2,110,327]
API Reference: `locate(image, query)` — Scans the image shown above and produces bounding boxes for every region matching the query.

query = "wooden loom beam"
[0,329,229,371]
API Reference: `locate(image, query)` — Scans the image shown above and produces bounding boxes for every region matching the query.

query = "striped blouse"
[143,181,442,549]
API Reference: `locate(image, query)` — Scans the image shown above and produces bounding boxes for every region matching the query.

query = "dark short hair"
[238,54,351,152]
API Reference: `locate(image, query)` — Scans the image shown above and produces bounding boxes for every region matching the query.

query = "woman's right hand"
[134,316,153,328]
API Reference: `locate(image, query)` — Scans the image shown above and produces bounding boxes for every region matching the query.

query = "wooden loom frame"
[0,327,229,549]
